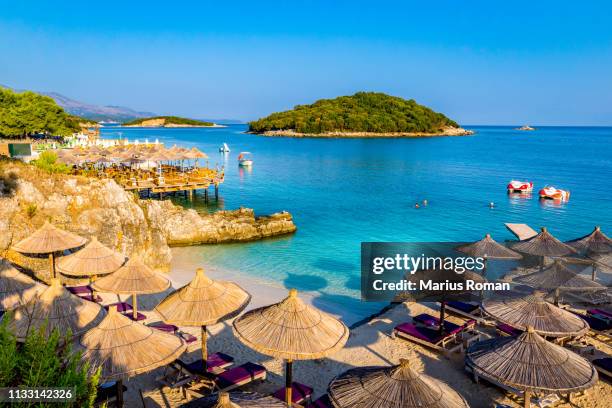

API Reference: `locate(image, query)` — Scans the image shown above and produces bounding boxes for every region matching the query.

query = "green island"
[122,116,215,127]
[249,92,472,137]
[0,88,83,137]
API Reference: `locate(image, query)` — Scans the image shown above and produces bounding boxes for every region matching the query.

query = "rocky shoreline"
[0,160,296,279]
[254,126,474,138]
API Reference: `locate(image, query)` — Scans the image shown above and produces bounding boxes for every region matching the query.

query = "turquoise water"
[101,125,612,323]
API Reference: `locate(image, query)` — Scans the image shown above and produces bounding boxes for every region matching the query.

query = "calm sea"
[101,125,612,323]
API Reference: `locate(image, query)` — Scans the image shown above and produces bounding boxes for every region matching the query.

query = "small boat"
[515,125,535,131]
[539,186,570,201]
[507,180,533,193]
[238,152,253,167]
[219,143,230,153]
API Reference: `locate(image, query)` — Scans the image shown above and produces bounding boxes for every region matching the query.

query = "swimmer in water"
[423,199,428,206]
[489,202,495,208]
[415,203,420,208]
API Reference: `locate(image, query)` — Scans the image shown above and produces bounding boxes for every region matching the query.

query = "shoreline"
[121,123,227,128]
[251,126,475,138]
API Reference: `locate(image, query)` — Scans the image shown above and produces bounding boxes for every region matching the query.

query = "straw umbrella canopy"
[512,227,576,272]
[183,392,287,408]
[155,268,250,370]
[481,291,589,338]
[329,359,469,408]
[5,278,105,341]
[56,237,126,280]
[233,289,349,405]
[0,259,46,311]
[456,234,522,276]
[465,327,598,408]
[80,306,186,406]
[92,257,170,320]
[566,226,612,280]
[11,221,87,279]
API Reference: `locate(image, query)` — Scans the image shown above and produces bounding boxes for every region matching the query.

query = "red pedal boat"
[507,180,533,192]
[539,186,570,201]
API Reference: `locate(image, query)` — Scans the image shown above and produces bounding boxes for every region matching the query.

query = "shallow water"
[101,125,612,323]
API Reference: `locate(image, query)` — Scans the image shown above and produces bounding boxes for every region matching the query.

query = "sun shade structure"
[11,221,87,279]
[566,226,612,255]
[465,327,598,408]
[481,291,589,337]
[512,227,576,258]
[329,358,469,408]
[233,289,349,405]
[456,234,523,260]
[6,278,105,341]
[92,257,170,320]
[514,260,605,291]
[155,268,250,370]
[182,392,287,408]
[56,237,125,278]
[80,306,186,406]
[0,260,45,311]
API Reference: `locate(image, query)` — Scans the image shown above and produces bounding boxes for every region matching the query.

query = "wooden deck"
[505,223,538,241]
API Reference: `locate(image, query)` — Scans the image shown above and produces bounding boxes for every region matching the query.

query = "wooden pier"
[505,223,538,241]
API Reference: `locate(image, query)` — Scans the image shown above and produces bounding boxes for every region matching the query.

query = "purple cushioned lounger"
[575,313,612,332]
[496,323,522,336]
[446,301,479,314]
[312,394,333,408]
[593,358,612,377]
[272,382,313,404]
[395,323,446,344]
[178,332,198,344]
[184,352,234,375]
[104,302,133,313]
[215,362,267,391]
[66,285,93,295]
[148,322,178,333]
[413,313,463,333]
[588,309,612,319]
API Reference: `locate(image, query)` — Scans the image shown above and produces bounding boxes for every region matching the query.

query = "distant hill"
[122,116,215,127]
[249,92,469,137]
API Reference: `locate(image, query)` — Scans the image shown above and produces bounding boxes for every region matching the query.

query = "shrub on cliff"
[0,88,81,138]
[249,92,459,134]
[31,151,71,174]
[0,316,100,407]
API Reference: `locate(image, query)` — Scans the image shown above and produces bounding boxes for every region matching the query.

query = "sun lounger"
[572,312,612,336]
[496,323,523,337]
[392,322,463,354]
[182,352,235,376]
[157,353,235,390]
[587,309,612,321]
[443,301,486,322]
[413,313,476,334]
[148,321,179,333]
[272,382,313,405]
[94,381,127,407]
[593,357,612,378]
[178,331,198,344]
[215,362,267,392]
[311,394,333,408]
[66,285,103,302]
[103,302,147,321]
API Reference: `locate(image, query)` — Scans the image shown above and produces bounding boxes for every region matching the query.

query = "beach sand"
[95,255,611,408]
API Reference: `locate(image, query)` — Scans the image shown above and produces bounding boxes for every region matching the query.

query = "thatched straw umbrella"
[456,234,522,276]
[329,359,469,408]
[233,289,349,405]
[56,237,125,282]
[80,306,186,407]
[481,291,589,338]
[155,268,250,370]
[92,257,170,320]
[0,260,46,312]
[512,227,576,272]
[11,221,87,280]
[465,326,598,408]
[5,278,105,341]
[182,392,287,408]
[566,226,612,280]
[513,260,606,305]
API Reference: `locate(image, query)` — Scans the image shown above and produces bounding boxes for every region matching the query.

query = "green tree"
[31,151,71,174]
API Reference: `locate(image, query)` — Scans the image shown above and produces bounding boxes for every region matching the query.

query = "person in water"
[415,203,420,208]
[422,199,428,206]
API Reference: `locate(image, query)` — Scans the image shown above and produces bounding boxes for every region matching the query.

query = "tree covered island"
[122,116,216,127]
[249,92,472,137]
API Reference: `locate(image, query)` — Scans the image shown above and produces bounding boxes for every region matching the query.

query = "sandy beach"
[92,253,612,408]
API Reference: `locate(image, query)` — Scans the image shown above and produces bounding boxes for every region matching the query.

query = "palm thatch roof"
[481,292,589,337]
[456,234,522,259]
[80,306,186,381]
[182,392,287,408]
[329,359,469,408]
[514,260,606,291]
[566,226,612,255]
[11,221,87,254]
[465,327,598,393]
[0,260,46,311]
[91,257,170,294]
[56,237,126,278]
[233,289,349,361]
[6,278,105,341]
[512,227,576,257]
[155,268,250,326]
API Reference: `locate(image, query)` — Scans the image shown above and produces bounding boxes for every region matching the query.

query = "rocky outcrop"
[0,161,296,280]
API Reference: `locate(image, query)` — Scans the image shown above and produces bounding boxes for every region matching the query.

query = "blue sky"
[1,1,611,124]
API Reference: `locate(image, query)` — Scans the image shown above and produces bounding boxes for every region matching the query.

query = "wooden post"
[524,390,531,408]
[439,301,446,333]
[49,253,56,279]
[132,293,138,320]
[204,189,209,203]
[189,189,193,200]
[591,263,597,281]
[285,359,293,405]
[215,184,219,201]
[117,379,124,408]
[201,325,208,370]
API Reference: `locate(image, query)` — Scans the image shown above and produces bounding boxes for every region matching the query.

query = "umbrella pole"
[132,293,138,320]
[591,262,597,281]
[285,359,293,405]
[49,253,56,279]
[116,379,124,408]
[524,390,531,408]
[439,301,446,333]
[201,325,208,370]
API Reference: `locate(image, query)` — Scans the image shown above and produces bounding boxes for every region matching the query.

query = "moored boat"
[219,143,230,153]
[507,180,533,192]
[238,152,253,167]
[539,186,570,201]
